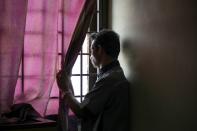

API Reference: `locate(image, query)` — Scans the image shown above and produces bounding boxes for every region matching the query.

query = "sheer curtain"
[0,0,96,125]
[0,0,27,115]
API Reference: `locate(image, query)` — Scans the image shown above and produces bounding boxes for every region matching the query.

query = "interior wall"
[110,0,197,131]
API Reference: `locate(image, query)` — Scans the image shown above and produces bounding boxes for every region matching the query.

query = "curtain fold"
[0,0,28,115]
[14,0,59,116]
[59,0,97,130]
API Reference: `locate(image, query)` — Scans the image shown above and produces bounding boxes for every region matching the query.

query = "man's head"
[90,29,120,68]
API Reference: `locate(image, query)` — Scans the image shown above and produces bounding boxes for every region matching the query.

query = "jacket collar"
[98,60,120,77]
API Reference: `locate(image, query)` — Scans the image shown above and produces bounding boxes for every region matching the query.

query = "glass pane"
[26,12,43,32]
[72,55,80,74]
[82,35,90,53]
[24,56,42,76]
[24,34,43,54]
[75,97,81,102]
[82,76,89,95]
[71,76,81,96]
[82,55,89,74]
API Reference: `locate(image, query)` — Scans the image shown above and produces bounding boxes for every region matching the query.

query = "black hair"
[90,29,120,59]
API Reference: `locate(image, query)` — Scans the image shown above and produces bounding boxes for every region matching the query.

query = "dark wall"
[111,0,197,130]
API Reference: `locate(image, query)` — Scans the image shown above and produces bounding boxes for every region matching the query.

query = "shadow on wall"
[122,36,197,131]
[122,39,149,131]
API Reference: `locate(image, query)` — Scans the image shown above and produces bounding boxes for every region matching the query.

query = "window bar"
[59,0,65,114]
[21,41,25,94]
[97,0,100,32]
[80,53,90,55]
[61,0,65,67]
[96,0,100,74]
[80,51,83,102]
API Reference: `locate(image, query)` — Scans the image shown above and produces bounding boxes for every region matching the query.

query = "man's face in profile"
[90,40,100,68]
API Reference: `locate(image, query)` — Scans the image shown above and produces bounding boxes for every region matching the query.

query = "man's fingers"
[56,70,66,81]
[56,70,71,89]
[57,70,69,79]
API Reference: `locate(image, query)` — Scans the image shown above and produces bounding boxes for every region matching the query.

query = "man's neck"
[99,57,114,69]
[98,59,120,76]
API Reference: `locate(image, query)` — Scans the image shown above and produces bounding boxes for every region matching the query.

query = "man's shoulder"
[103,66,126,80]
[96,66,128,88]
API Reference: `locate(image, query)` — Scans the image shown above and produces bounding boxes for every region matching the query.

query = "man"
[57,29,130,131]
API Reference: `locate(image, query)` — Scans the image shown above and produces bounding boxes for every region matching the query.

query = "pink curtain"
[14,0,59,116]
[0,1,96,126]
[0,0,27,115]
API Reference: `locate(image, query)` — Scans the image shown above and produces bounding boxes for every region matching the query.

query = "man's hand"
[56,70,81,117]
[56,70,71,93]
